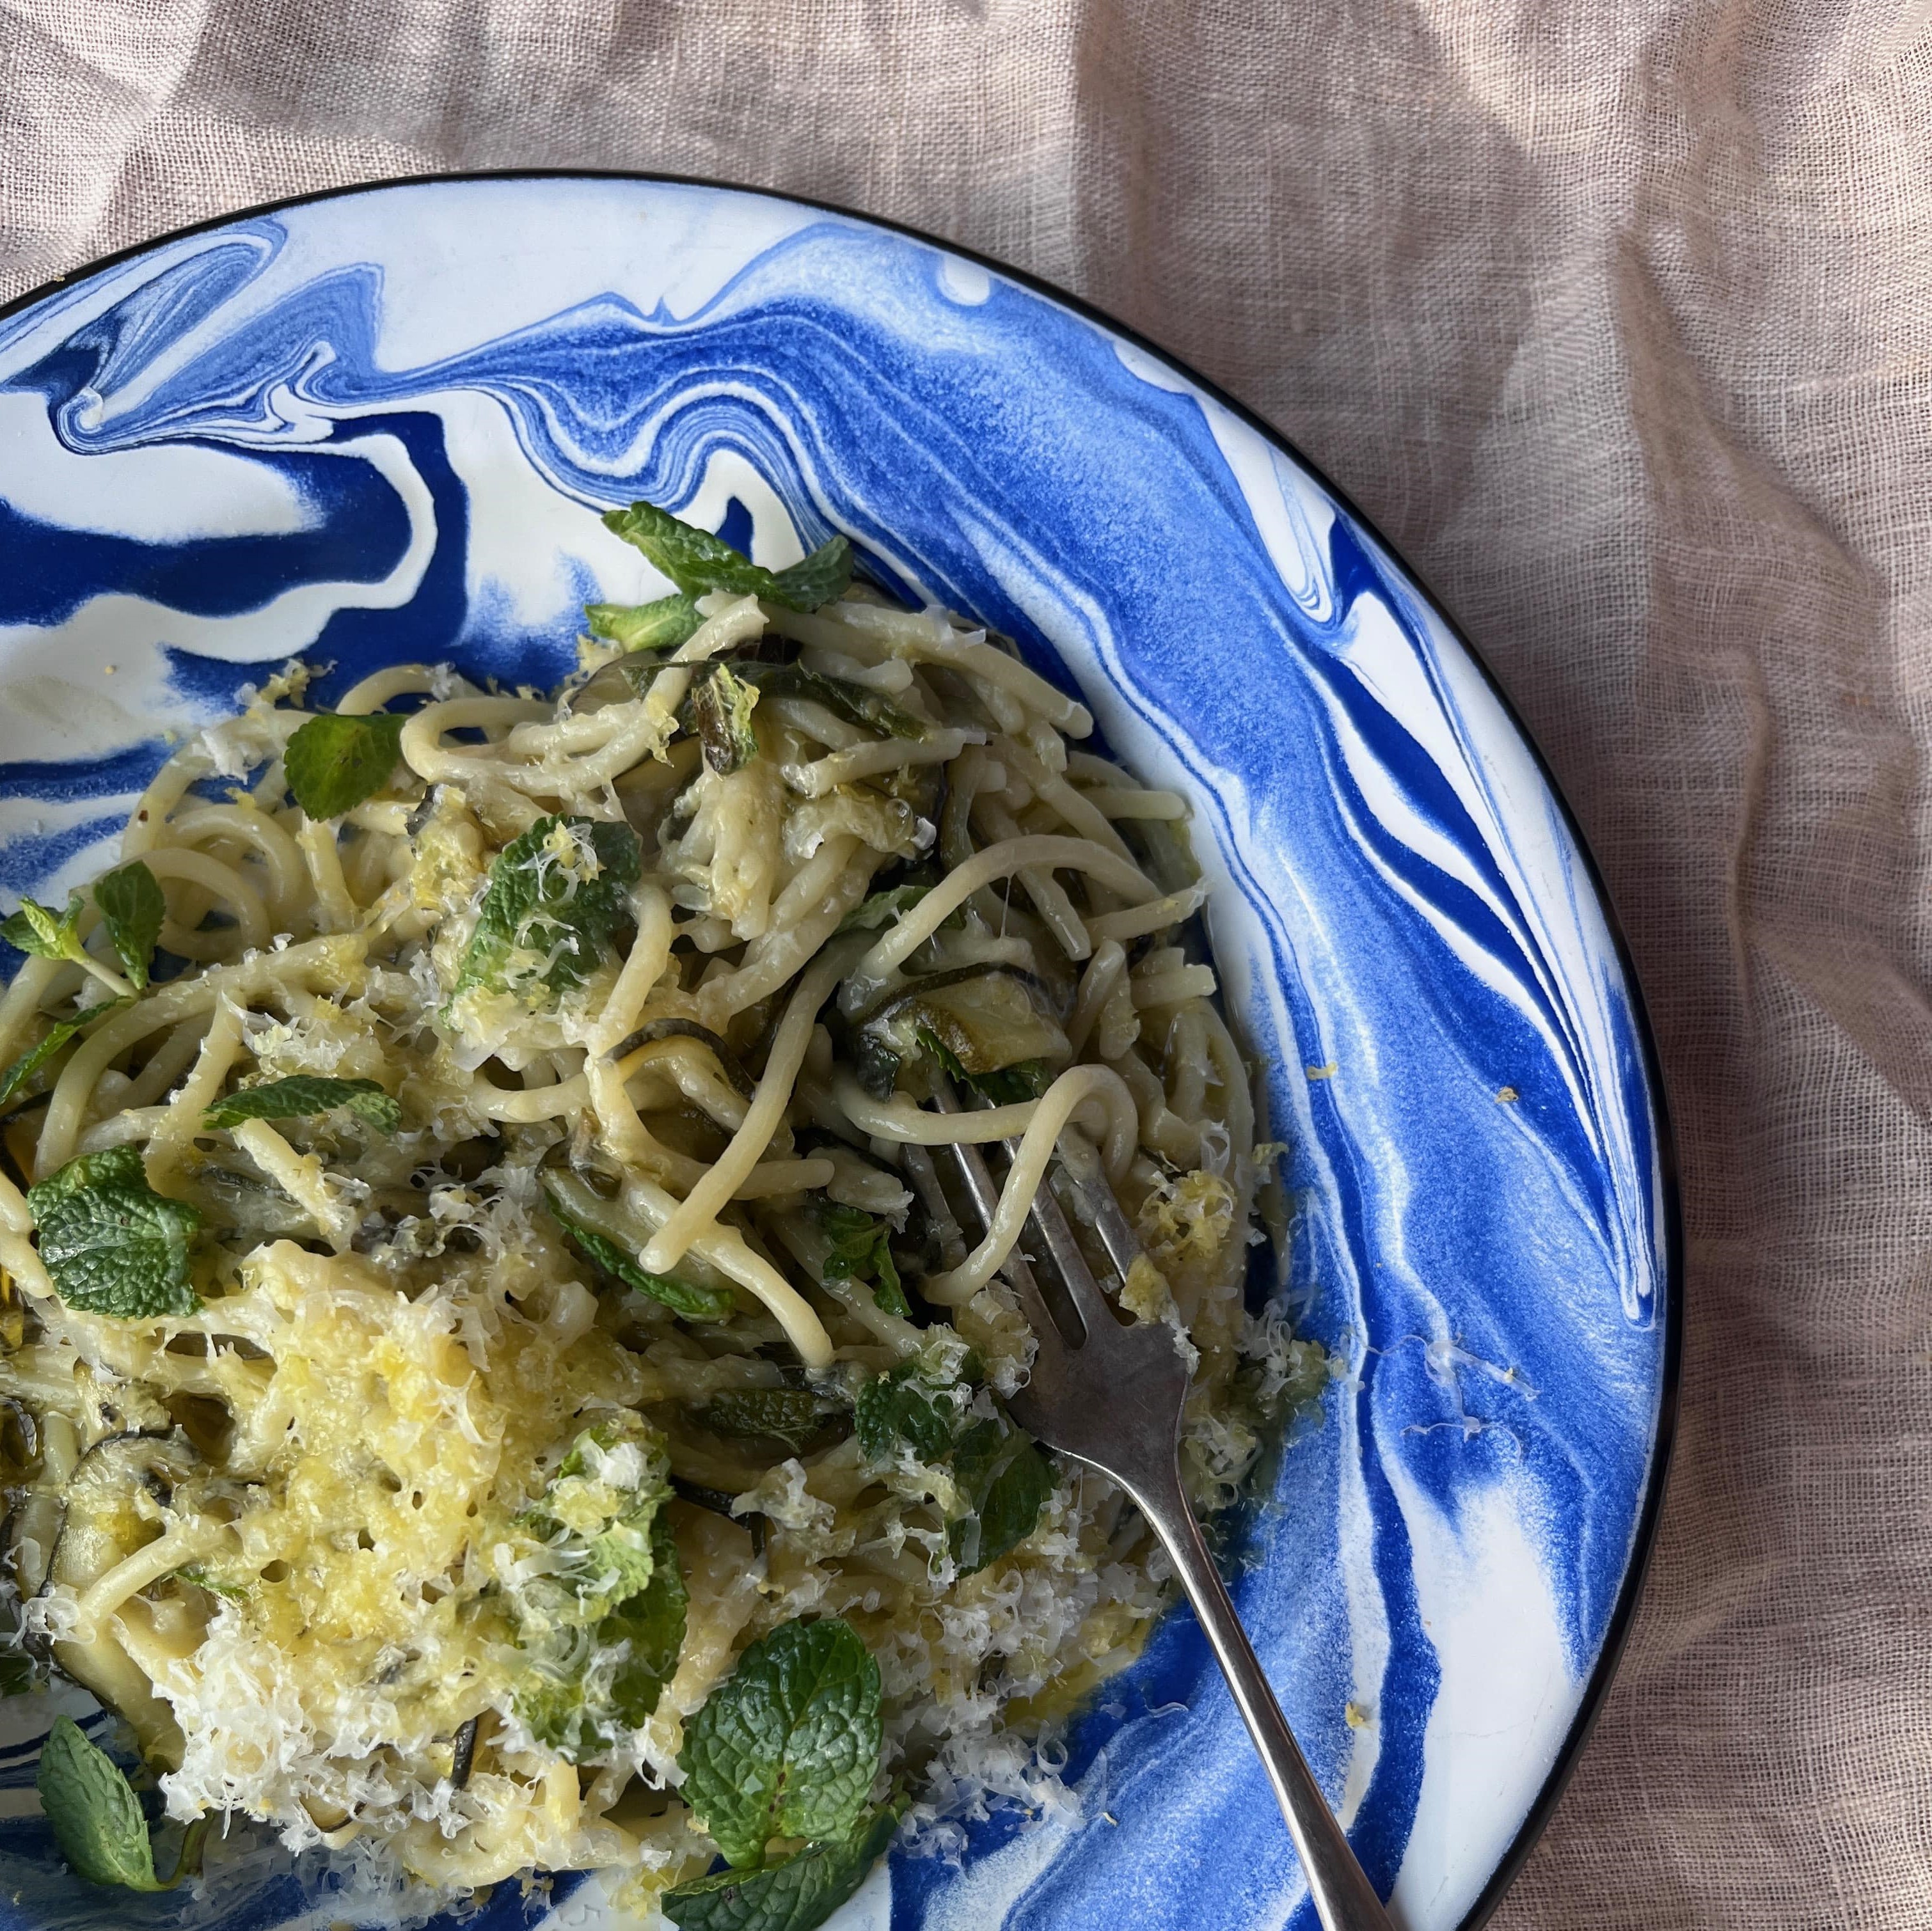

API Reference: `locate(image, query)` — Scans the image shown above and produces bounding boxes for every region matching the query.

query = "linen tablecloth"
[6,2,1929,1923]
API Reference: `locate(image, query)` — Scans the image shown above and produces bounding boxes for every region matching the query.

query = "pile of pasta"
[0,511,1315,1912]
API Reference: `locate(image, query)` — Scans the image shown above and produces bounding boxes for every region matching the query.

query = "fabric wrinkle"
[5,1,1932,1922]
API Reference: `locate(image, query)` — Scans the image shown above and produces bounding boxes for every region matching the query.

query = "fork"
[933,1083,1398,1931]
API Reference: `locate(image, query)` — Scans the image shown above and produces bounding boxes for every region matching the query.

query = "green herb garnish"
[663,1803,898,1931]
[677,1616,883,1871]
[27,1146,202,1319]
[2,895,84,966]
[695,1388,848,1458]
[511,1417,688,1762]
[815,1202,908,1318]
[0,998,131,1110]
[915,1027,1054,1108]
[203,1074,401,1134]
[91,862,164,990]
[603,502,852,614]
[1,894,127,998]
[35,1715,207,1891]
[727,663,923,741]
[853,1358,1050,1575]
[282,710,407,820]
[853,1360,956,1465]
[946,1416,1055,1575]
[544,1179,736,1322]
[586,593,705,654]
[450,814,642,1009]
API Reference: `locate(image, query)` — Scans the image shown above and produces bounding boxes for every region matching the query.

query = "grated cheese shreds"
[0,518,1324,1920]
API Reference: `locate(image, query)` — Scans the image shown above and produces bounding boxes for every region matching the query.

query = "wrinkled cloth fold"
[6,2,1931,1923]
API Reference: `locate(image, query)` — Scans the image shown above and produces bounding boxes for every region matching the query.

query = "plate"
[0,175,1677,1931]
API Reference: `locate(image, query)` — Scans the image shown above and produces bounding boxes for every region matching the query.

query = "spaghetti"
[0,507,1318,1919]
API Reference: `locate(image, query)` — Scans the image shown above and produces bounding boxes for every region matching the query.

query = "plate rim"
[0,166,1684,1931]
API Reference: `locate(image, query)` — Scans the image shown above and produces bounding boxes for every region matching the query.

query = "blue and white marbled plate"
[0,176,1675,1931]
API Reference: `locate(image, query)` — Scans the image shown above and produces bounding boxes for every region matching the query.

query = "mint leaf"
[663,1805,898,1931]
[689,663,762,775]
[853,1361,956,1465]
[695,1389,848,1457]
[947,1417,1054,1575]
[835,884,931,935]
[0,998,130,1110]
[175,1564,249,1603]
[3,894,86,968]
[283,711,406,820]
[916,1025,971,1087]
[452,815,642,1009]
[517,1514,688,1762]
[677,1617,882,1870]
[603,1520,688,1720]
[91,862,164,991]
[815,1203,907,1318]
[35,1714,162,1890]
[544,1181,736,1322]
[969,1060,1055,1106]
[587,594,704,654]
[603,503,852,614]
[203,1075,400,1134]
[768,542,856,616]
[915,1027,1052,1108]
[729,665,923,741]
[28,1146,202,1319]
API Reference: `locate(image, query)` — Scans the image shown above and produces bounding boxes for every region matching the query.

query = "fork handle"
[1132,1472,1400,1931]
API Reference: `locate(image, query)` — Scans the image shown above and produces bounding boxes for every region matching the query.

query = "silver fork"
[933,1084,1397,1931]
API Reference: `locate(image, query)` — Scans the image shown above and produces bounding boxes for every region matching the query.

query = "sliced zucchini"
[854,965,1070,1098]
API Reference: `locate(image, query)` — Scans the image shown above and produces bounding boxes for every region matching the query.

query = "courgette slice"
[853,965,1070,1098]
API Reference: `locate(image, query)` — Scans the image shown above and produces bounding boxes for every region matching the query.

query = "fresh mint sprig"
[693,1388,848,1458]
[585,593,704,654]
[27,1145,203,1319]
[676,1616,883,1872]
[815,1203,908,1319]
[35,1715,207,1891]
[663,1804,899,1931]
[603,502,852,614]
[91,861,164,991]
[0,998,131,1110]
[203,1075,401,1134]
[1,894,131,1000]
[510,1416,688,1761]
[450,814,642,1011]
[283,710,408,820]
[853,1360,958,1466]
[853,1359,1052,1575]
[517,1515,688,1762]
[544,1181,736,1323]
[727,664,923,742]
[917,1026,1054,1107]
[946,1417,1055,1576]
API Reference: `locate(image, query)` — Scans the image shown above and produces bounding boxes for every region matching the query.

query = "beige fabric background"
[5,1,1931,1923]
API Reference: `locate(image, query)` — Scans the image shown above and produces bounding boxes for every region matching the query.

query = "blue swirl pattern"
[0,178,1666,1931]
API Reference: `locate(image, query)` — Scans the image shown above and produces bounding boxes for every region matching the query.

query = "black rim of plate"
[0,170,1684,1931]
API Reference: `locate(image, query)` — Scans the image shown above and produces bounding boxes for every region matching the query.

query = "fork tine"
[933,1076,1131,1347]
[1019,1169,1120,1341]
[1054,1127,1148,1286]
[930,1080,1070,1354]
